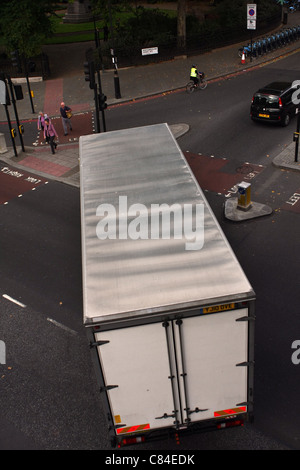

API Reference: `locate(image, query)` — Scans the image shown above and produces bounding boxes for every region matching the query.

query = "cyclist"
[190,65,199,87]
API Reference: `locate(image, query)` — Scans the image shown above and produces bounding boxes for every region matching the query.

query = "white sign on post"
[247,4,257,30]
[247,19,256,29]
[142,47,158,56]
[247,4,257,19]
[0,80,6,105]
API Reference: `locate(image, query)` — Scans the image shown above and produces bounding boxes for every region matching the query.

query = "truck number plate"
[201,303,235,314]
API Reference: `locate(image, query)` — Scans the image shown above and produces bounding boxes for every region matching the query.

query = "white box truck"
[79,123,255,448]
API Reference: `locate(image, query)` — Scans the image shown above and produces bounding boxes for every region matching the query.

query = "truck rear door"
[93,306,250,439]
[94,322,176,436]
[173,307,249,424]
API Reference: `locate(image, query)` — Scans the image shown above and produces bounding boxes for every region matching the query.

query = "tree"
[0,0,56,57]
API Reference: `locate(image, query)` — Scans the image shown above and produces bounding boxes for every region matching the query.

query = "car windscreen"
[253,94,279,108]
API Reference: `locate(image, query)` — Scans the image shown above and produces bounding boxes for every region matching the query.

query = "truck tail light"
[279,97,283,108]
[217,419,244,430]
[118,436,146,447]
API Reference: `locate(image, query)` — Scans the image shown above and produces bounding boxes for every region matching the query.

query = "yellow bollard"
[237,182,252,211]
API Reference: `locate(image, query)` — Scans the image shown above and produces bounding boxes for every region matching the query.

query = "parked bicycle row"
[288,1,300,13]
[238,25,300,58]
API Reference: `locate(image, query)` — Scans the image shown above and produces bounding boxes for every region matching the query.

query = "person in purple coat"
[44,118,58,154]
[38,112,50,144]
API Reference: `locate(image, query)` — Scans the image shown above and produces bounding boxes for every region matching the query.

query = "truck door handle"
[187,407,209,415]
[155,412,176,420]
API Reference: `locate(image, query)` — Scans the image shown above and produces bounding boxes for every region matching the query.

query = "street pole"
[4,103,17,157]
[97,68,106,132]
[7,75,25,152]
[94,82,100,134]
[23,56,35,114]
[93,19,106,132]
[108,0,121,99]
[294,112,300,163]
[247,4,257,62]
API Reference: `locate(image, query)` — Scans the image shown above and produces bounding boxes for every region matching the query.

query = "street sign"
[247,4,257,19]
[247,19,257,30]
[142,47,158,56]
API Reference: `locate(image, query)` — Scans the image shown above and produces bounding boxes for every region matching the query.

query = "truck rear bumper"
[114,412,252,448]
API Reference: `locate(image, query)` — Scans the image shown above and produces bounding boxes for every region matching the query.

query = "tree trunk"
[177,0,186,50]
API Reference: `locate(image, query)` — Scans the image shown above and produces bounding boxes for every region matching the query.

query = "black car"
[250,81,300,126]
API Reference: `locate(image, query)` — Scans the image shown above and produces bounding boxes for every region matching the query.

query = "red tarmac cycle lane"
[0,164,48,205]
[281,189,300,214]
[184,152,265,195]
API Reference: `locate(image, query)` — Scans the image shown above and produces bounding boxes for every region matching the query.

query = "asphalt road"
[0,53,299,451]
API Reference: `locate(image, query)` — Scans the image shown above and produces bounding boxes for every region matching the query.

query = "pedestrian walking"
[38,112,50,144]
[44,118,58,154]
[60,102,73,136]
[37,111,45,131]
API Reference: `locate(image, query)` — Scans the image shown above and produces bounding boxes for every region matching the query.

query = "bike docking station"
[224,181,273,221]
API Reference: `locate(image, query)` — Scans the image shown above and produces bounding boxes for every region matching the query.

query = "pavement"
[0,11,300,190]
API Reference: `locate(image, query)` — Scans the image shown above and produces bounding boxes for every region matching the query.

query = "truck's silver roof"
[80,124,254,325]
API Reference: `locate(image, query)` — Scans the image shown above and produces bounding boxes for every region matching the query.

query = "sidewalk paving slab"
[272,141,300,171]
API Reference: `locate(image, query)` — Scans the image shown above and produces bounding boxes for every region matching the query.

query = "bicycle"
[186,72,207,93]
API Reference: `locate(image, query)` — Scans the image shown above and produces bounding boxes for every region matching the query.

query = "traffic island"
[224,198,273,221]
[224,181,272,221]
[169,123,189,139]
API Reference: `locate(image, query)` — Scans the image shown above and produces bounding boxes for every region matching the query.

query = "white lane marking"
[2,294,26,308]
[47,318,78,336]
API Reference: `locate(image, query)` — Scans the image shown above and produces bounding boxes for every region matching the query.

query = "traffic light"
[83,61,95,89]
[11,128,16,138]
[99,93,107,111]
[19,124,24,135]
[10,50,22,73]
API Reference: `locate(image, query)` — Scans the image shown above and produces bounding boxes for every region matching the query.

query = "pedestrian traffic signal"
[10,50,22,73]
[19,124,24,135]
[83,61,95,89]
[11,128,16,138]
[99,93,107,111]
